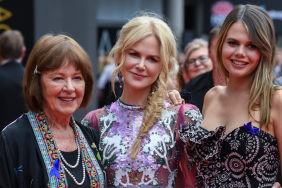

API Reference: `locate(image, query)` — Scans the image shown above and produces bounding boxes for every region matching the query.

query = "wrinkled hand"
[272,182,281,188]
[166,90,184,106]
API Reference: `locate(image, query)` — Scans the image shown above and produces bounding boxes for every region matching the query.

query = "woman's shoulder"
[1,114,30,135]
[1,114,33,146]
[202,86,226,114]
[271,89,282,116]
[271,89,282,110]
[83,107,109,130]
[84,108,107,121]
[205,85,225,99]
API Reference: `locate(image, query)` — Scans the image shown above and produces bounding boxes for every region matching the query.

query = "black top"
[180,124,280,187]
[181,71,214,112]
[60,149,90,188]
[0,61,27,131]
[0,114,105,188]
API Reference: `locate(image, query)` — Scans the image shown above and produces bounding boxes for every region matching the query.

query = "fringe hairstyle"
[109,13,177,158]
[215,4,279,127]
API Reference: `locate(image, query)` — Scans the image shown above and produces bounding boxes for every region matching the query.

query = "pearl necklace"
[58,136,80,168]
[58,134,86,186]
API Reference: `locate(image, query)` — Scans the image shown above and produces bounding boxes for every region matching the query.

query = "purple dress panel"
[83,100,202,188]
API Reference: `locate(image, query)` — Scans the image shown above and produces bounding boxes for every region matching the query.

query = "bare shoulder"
[271,89,282,113]
[205,86,225,100]
[202,86,226,115]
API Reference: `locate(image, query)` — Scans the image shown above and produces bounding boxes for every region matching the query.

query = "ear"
[21,46,26,59]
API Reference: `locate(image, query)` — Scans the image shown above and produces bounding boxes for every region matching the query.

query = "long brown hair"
[216,4,278,126]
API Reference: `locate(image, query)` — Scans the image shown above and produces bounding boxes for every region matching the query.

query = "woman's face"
[222,21,261,79]
[121,35,162,93]
[186,47,213,79]
[41,62,85,118]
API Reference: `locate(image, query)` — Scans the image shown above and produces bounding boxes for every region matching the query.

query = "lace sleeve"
[168,103,203,187]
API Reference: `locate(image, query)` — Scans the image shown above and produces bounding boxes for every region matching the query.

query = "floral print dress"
[83,99,202,188]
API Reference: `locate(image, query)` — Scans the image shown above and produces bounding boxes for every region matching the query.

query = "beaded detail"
[98,101,179,187]
[27,111,104,188]
[184,108,203,123]
[117,98,143,110]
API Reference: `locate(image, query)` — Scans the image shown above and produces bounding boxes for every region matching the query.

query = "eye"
[74,76,82,80]
[247,44,257,49]
[199,56,208,61]
[228,41,237,46]
[54,77,63,81]
[130,52,138,57]
[149,57,157,62]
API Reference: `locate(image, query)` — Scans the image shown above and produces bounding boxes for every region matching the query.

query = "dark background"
[0,0,34,66]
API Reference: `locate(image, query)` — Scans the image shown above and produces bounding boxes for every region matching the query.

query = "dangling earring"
[118,69,123,88]
[151,79,159,94]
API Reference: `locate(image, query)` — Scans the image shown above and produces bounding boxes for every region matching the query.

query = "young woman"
[180,4,282,187]
[83,15,202,187]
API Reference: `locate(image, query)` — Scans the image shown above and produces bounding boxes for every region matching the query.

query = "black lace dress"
[179,122,280,188]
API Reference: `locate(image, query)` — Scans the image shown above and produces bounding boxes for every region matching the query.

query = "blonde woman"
[180,4,282,187]
[182,38,213,83]
[83,15,202,187]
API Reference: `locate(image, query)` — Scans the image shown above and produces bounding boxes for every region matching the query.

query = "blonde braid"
[130,73,167,158]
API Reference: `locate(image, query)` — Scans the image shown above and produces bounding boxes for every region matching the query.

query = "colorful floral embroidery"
[28,111,104,188]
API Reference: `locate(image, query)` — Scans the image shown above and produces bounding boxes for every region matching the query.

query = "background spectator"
[0,30,27,131]
[97,54,122,107]
[181,24,222,112]
[182,38,213,83]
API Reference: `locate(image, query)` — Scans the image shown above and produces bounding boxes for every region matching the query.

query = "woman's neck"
[120,84,151,106]
[43,108,71,130]
[226,75,252,95]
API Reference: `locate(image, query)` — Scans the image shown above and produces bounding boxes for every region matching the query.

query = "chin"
[57,108,77,116]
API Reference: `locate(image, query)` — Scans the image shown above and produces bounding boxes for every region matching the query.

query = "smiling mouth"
[132,72,146,77]
[58,97,75,102]
[231,60,248,66]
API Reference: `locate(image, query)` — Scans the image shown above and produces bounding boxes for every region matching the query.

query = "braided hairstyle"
[109,13,177,158]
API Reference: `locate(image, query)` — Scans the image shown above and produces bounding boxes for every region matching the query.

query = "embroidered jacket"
[0,112,105,188]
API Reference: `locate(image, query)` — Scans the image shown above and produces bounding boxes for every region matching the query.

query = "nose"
[235,45,246,57]
[136,58,145,70]
[64,78,75,92]
[194,59,201,66]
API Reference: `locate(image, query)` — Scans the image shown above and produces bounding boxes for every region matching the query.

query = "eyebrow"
[128,48,160,59]
[50,71,82,76]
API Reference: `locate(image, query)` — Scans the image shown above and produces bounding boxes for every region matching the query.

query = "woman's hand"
[272,182,281,188]
[166,90,184,106]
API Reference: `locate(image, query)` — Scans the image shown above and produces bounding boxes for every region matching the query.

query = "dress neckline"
[199,124,276,139]
[118,98,144,110]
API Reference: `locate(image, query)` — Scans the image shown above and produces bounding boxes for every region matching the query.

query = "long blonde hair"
[110,14,177,158]
[216,4,278,126]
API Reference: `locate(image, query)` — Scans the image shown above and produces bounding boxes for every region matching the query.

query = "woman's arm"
[0,132,16,188]
[272,90,282,177]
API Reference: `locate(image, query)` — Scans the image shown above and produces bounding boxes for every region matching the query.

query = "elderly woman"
[182,38,213,83]
[0,34,105,188]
